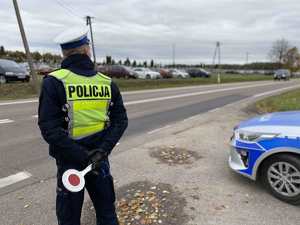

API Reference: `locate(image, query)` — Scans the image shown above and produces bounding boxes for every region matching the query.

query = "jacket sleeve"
[38,76,89,164]
[98,81,128,153]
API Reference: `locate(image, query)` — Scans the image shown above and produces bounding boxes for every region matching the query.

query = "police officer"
[38,27,128,225]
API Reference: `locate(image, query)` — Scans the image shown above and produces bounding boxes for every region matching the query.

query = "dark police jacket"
[38,54,128,165]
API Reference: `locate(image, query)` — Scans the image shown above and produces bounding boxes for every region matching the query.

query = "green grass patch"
[255,88,300,113]
[0,74,273,100]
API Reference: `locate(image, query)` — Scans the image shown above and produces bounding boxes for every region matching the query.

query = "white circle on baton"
[62,164,93,192]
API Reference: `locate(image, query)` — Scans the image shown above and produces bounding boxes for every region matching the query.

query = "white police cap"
[54,26,89,50]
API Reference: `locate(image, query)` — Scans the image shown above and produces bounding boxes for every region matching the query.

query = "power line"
[86,16,97,68]
[53,0,83,19]
[12,0,39,93]
[212,41,221,65]
[212,42,221,84]
[172,43,176,67]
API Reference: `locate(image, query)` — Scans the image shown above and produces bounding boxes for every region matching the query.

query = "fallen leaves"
[150,146,202,166]
[116,181,188,225]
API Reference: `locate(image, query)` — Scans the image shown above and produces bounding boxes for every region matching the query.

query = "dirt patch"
[116,181,189,225]
[150,146,202,166]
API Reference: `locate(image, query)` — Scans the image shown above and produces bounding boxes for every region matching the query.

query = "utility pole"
[246,52,249,64]
[172,43,176,67]
[12,0,39,93]
[212,42,221,84]
[86,16,97,69]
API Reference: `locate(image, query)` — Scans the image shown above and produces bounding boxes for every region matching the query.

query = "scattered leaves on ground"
[150,146,202,166]
[116,181,188,225]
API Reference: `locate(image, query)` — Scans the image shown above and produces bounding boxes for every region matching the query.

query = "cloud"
[1,0,300,64]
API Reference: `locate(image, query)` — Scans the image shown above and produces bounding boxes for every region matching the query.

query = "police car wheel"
[261,154,300,205]
[146,74,151,79]
[0,76,6,84]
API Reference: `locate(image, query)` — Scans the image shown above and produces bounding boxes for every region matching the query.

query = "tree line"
[103,56,155,68]
[1,38,299,72]
[0,46,62,65]
[104,39,300,72]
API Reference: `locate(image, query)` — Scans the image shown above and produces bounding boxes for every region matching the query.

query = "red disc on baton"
[68,174,80,186]
[62,164,93,192]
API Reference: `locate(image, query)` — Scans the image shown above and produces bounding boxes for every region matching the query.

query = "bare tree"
[284,47,300,72]
[268,38,290,63]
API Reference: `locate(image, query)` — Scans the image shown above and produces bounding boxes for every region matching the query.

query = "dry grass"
[255,88,300,113]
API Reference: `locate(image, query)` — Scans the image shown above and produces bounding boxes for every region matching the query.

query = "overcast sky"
[1,0,300,64]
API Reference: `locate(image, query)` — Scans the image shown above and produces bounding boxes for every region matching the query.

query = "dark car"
[0,59,30,84]
[274,69,291,81]
[187,68,211,78]
[97,65,137,79]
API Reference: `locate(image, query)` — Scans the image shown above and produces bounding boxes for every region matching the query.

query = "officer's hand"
[87,148,108,171]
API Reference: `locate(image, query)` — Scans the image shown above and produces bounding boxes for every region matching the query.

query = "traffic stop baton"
[62,164,93,192]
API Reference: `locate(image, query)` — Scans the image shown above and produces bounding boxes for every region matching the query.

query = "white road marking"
[122,81,265,95]
[252,85,300,98]
[0,81,283,106]
[148,125,171,134]
[0,99,38,106]
[124,82,282,106]
[0,119,14,124]
[1,83,299,126]
[0,171,32,189]
[209,107,220,113]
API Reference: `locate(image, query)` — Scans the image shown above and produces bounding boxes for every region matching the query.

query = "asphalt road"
[0,80,300,217]
[0,80,300,193]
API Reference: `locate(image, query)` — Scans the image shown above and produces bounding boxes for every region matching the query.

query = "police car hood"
[237,111,300,137]
[239,111,300,128]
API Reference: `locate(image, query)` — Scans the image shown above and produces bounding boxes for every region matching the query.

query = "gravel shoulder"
[1,94,299,225]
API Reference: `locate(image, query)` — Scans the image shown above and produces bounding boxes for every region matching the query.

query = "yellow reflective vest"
[49,69,112,139]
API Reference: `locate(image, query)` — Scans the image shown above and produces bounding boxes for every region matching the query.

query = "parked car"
[169,69,189,78]
[159,68,172,79]
[230,111,300,205]
[274,69,291,80]
[152,68,172,79]
[293,71,300,77]
[18,62,30,73]
[0,59,30,84]
[133,68,161,79]
[97,65,137,79]
[36,63,54,76]
[187,68,211,78]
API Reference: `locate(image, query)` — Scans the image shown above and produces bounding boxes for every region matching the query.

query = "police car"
[230,111,300,205]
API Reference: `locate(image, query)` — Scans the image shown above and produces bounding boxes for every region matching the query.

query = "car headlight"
[235,131,279,142]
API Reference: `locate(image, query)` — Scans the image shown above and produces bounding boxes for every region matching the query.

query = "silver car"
[133,68,161,79]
